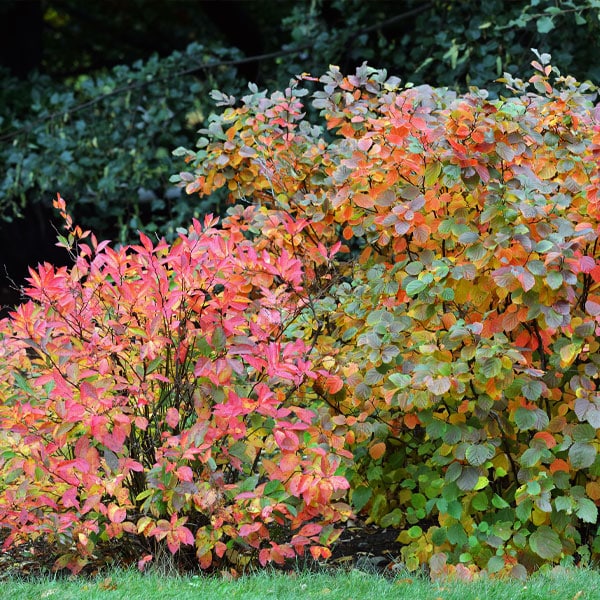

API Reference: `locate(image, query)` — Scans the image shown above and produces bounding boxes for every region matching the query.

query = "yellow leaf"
[559,344,578,367]
[474,476,489,490]
[137,516,153,535]
[538,163,557,180]
[532,507,549,526]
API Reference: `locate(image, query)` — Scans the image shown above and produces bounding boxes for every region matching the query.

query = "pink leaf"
[166,407,179,429]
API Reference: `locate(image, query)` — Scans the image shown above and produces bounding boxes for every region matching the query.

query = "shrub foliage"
[2,53,600,576]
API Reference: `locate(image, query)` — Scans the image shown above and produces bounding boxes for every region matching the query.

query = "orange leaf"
[325,375,344,395]
[549,458,570,473]
[533,431,557,449]
[404,414,420,429]
[586,481,600,501]
[353,193,374,209]
[369,441,386,460]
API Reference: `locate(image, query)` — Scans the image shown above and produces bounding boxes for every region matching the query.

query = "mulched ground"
[0,521,404,580]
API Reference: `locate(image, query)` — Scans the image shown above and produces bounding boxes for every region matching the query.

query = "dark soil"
[0,521,404,580]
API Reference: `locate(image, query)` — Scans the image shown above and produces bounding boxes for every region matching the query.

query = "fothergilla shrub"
[0,195,350,573]
[173,52,600,577]
[3,50,600,577]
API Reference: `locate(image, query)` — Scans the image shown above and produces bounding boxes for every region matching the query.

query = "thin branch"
[358,2,434,35]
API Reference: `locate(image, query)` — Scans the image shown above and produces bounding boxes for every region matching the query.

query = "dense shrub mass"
[2,53,600,577]
[0,196,349,572]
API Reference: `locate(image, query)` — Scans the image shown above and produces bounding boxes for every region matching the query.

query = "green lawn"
[3,566,598,600]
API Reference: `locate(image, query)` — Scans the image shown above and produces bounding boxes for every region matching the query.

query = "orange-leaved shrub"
[0,196,350,572]
[172,52,600,577]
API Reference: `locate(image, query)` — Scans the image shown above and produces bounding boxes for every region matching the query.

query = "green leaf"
[535,240,554,253]
[229,441,250,463]
[352,486,373,512]
[465,243,487,262]
[411,493,427,510]
[447,523,468,545]
[388,373,411,389]
[520,447,542,468]
[527,260,546,276]
[408,525,423,539]
[238,474,259,492]
[522,380,543,400]
[545,309,564,328]
[572,424,596,443]
[554,495,572,513]
[471,492,489,511]
[536,16,555,33]
[211,326,227,351]
[264,479,285,496]
[457,466,480,491]
[380,508,403,527]
[4,468,23,484]
[491,521,513,541]
[445,461,462,483]
[576,498,598,524]
[492,494,510,509]
[405,261,423,276]
[13,371,36,395]
[366,310,386,325]
[529,526,562,560]
[514,407,537,430]
[424,162,442,188]
[546,271,563,290]
[487,555,505,573]
[405,279,428,296]
[447,499,463,519]
[432,527,447,545]
[465,444,494,467]
[569,442,597,469]
[481,357,502,379]
[516,498,533,522]
[342,327,358,342]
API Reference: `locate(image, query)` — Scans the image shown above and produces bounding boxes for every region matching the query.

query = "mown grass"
[3,566,599,600]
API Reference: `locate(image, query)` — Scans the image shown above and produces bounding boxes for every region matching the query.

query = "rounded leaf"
[369,441,386,460]
[465,444,494,467]
[569,442,597,469]
[529,526,562,560]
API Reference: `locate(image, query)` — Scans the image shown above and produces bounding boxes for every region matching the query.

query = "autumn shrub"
[2,51,600,577]
[172,52,600,576]
[0,195,350,573]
